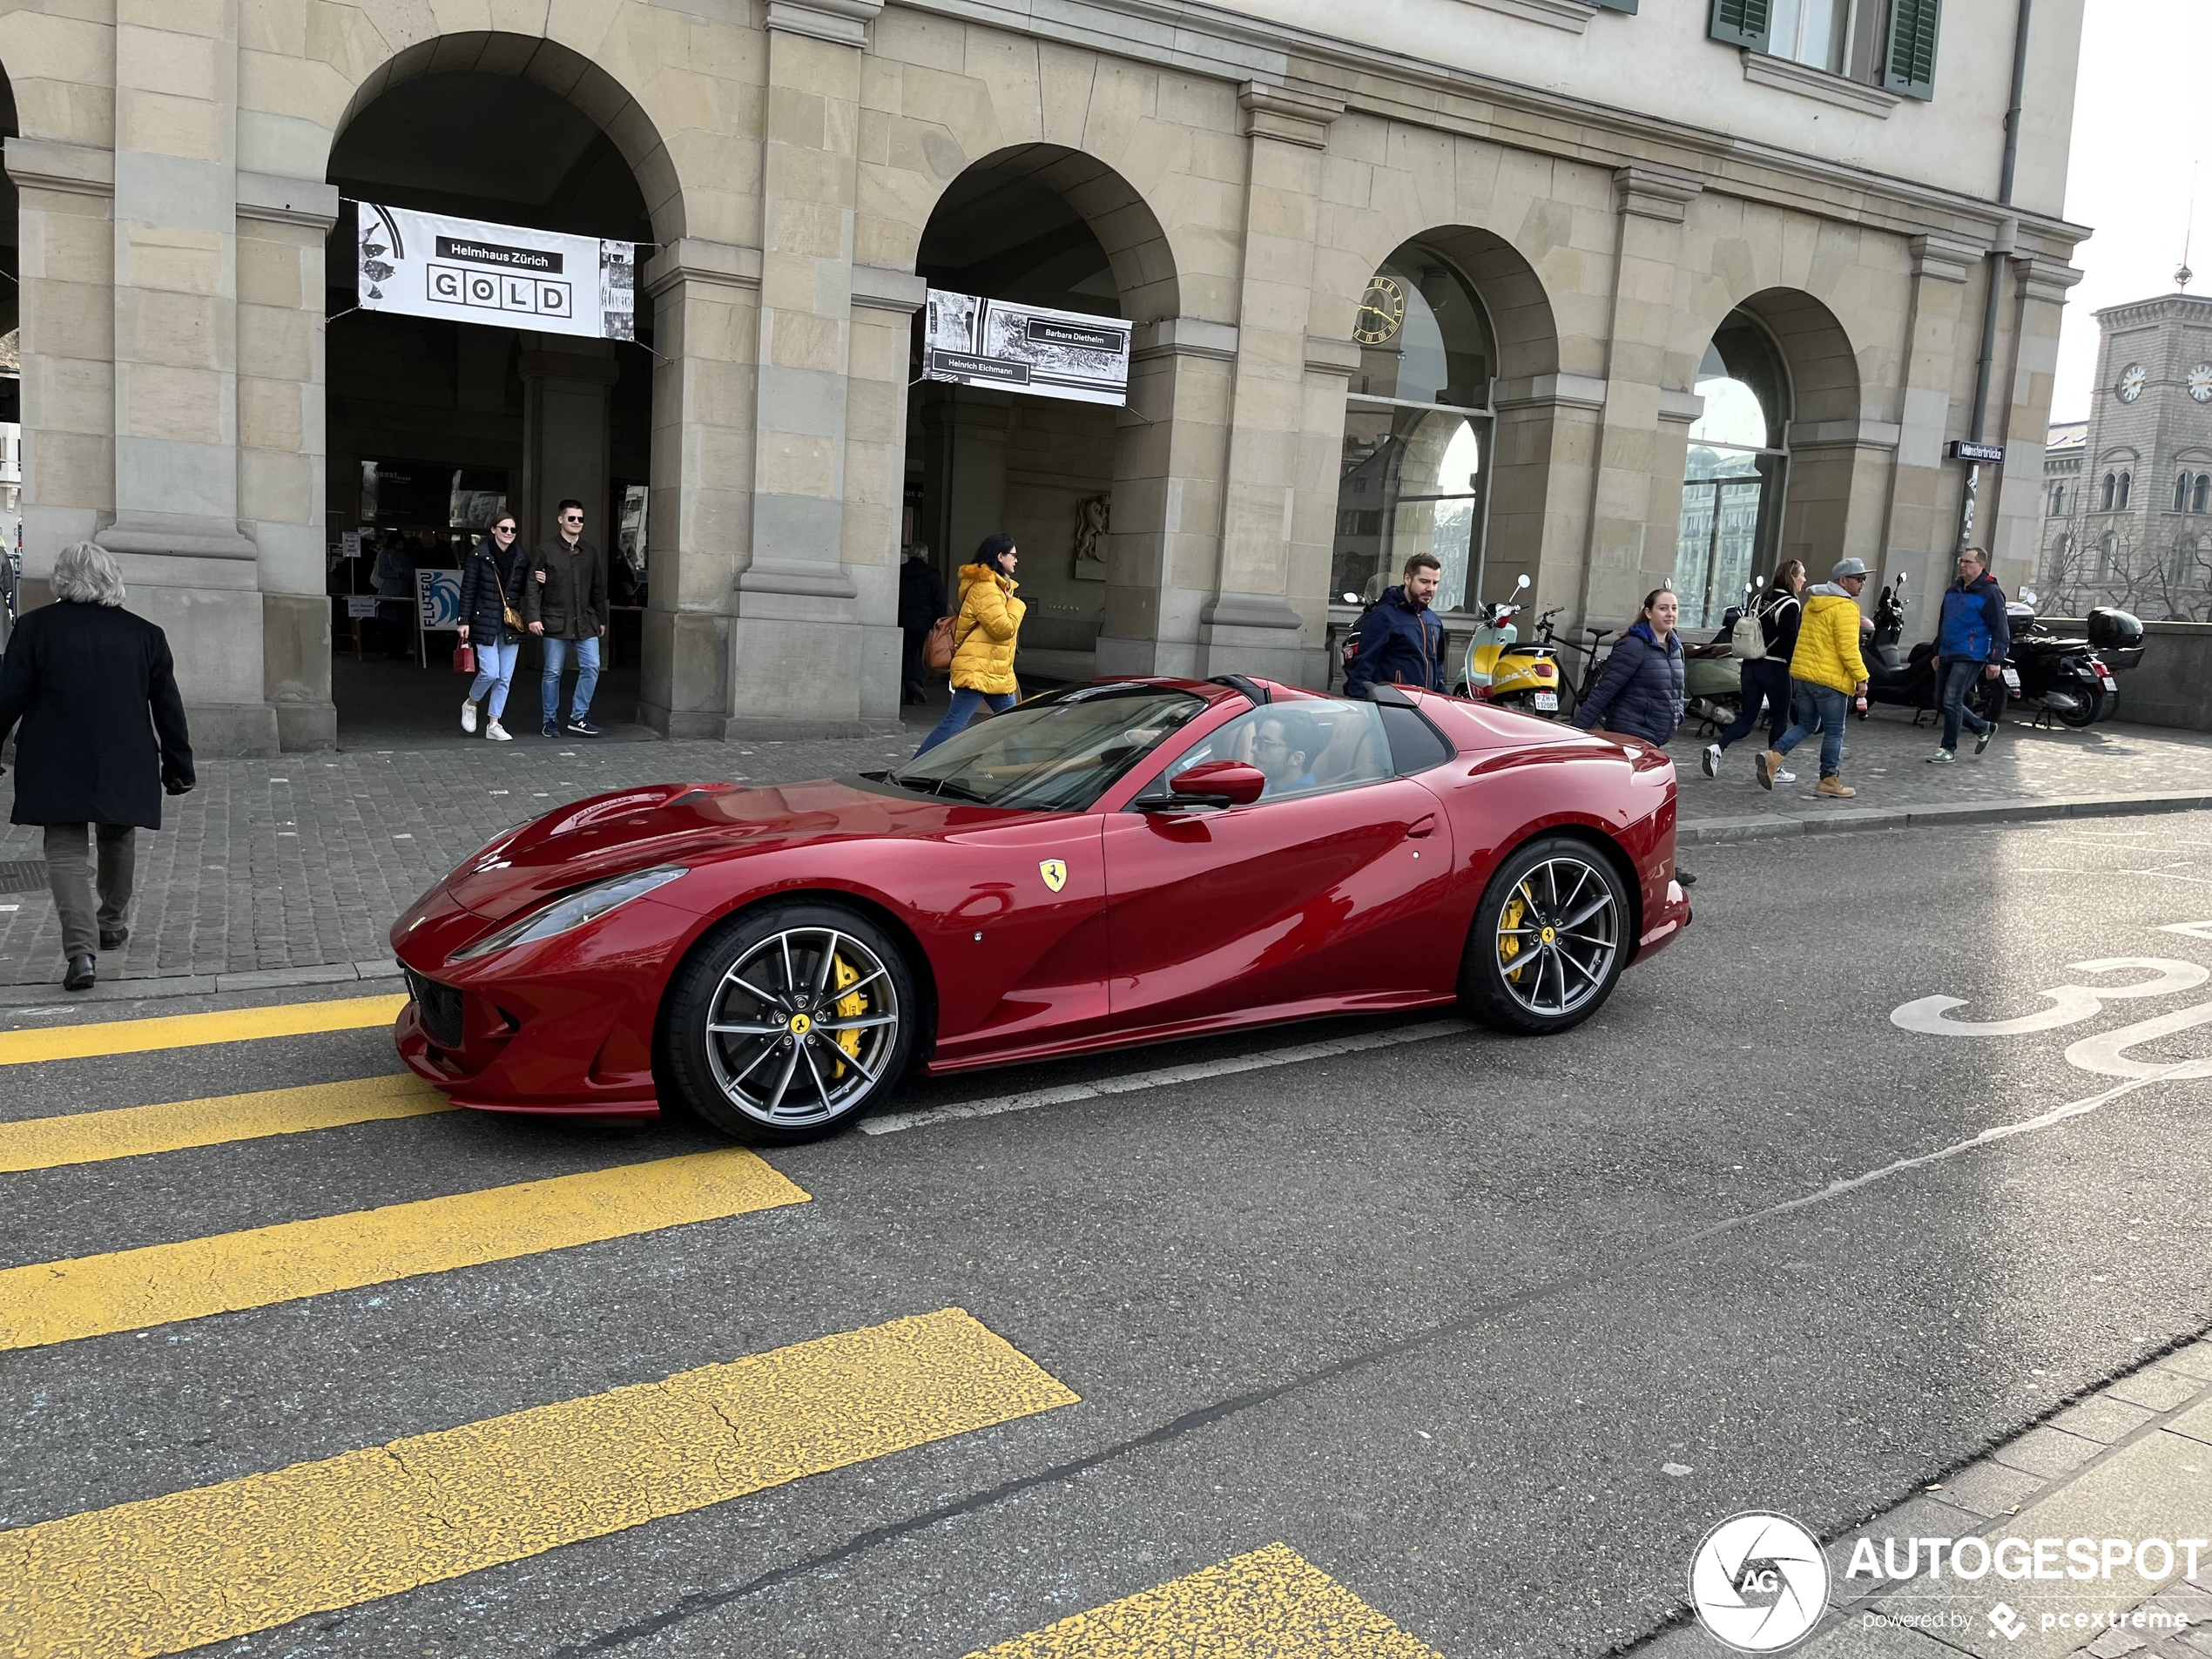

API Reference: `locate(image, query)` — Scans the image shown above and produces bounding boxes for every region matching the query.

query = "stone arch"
[1342,224,1563,386]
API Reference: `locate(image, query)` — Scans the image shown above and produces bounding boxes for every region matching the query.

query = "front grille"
[403,965,465,1049]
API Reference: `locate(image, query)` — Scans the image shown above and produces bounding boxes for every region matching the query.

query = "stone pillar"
[1875,235,1979,607]
[1192,84,1342,685]
[1578,166,1703,625]
[841,261,927,715]
[1784,418,1900,578]
[98,0,277,755]
[1095,317,1236,678]
[639,238,761,738]
[1490,373,1608,617]
[725,0,896,738]
[238,173,338,750]
[518,342,617,555]
[1989,254,2083,590]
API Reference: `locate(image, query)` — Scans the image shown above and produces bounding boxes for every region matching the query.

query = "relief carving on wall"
[1072,493,1109,582]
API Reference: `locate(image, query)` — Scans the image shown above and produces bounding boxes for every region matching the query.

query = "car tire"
[661,901,921,1143]
[1459,836,1631,1036]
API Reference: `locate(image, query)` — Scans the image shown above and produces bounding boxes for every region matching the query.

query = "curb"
[1678,789,2212,847]
[0,961,403,1009]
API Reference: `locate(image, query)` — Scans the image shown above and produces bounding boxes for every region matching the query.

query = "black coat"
[899,557,947,629]
[458,536,528,643]
[0,601,195,828]
[1571,621,1685,748]
[523,536,607,640]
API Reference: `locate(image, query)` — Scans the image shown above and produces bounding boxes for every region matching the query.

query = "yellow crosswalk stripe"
[0,1074,453,1172]
[1,1307,1077,1659]
[0,994,408,1067]
[965,1543,1442,1658]
[0,1149,809,1352]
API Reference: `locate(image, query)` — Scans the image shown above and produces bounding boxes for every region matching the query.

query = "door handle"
[1406,814,1437,840]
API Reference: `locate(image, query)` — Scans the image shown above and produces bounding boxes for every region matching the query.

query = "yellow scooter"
[1456,574,1563,717]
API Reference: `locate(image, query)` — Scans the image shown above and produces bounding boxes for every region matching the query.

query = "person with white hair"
[0,542,195,990]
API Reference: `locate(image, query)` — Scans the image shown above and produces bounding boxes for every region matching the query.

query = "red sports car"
[391,678,1688,1143]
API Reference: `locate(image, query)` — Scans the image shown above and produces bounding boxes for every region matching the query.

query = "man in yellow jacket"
[1757,556,1871,799]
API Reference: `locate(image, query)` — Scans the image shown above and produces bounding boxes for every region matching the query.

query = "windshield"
[883,685,1210,811]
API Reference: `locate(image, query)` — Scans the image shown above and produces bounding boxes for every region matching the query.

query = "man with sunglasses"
[524,498,609,738]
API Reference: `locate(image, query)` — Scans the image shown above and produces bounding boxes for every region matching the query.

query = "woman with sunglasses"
[456,514,527,740]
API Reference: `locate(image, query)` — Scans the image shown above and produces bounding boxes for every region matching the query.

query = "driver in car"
[1251,711,1319,798]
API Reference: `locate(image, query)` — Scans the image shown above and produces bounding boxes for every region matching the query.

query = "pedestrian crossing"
[0,993,1442,1656]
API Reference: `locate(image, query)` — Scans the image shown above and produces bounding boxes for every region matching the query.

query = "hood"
[1383,583,1428,614]
[959,563,1015,597]
[435,778,1032,923]
[1623,619,1681,653]
[1806,583,1859,603]
[1950,571,2000,596]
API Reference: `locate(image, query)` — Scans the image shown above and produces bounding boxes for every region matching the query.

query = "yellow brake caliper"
[830,954,866,1077]
[1500,890,1527,980]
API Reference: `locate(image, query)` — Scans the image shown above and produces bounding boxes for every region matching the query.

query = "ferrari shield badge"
[1039,859,1068,894]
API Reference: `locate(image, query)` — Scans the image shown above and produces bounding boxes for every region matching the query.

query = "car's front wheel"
[1460,837,1630,1035]
[662,902,920,1143]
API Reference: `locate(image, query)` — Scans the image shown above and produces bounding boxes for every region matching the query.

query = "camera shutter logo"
[1689,1512,1831,1652]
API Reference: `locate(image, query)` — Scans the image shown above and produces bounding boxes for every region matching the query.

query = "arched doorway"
[906,146,1177,686]
[1331,242,1499,612]
[323,54,659,742]
[1675,310,1791,627]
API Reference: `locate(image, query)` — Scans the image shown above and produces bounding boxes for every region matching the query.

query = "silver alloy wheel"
[1494,854,1620,1019]
[702,926,901,1128]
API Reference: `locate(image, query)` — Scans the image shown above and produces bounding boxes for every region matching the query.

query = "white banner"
[922,290,1130,407]
[356,203,636,342]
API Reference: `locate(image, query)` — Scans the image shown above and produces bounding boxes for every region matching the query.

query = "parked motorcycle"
[1682,584,1749,733]
[2004,588,2119,728]
[1455,573,1564,715]
[1858,571,1944,721]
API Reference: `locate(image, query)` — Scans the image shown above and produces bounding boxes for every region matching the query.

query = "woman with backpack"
[914,534,1026,757]
[455,513,529,741]
[1702,559,1805,783]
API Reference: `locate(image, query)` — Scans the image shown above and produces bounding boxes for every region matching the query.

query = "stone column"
[518,342,617,554]
[1094,318,1237,678]
[1578,166,1703,625]
[639,238,761,738]
[1989,253,2083,589]
[1874,235,1979,604]
[840,262,927,719]
[725,0,894,737]
[237,172,338,750]
[100,0,276,754]
[1490,373,1608,613]
[1193,84,1342,685]
[1784,418,1900,577]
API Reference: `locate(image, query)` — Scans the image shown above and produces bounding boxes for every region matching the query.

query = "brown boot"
[1756,750,1784,790]
[1817,774,1857,799]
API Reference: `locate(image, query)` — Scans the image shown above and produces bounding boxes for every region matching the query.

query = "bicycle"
[1528,606,1615,722]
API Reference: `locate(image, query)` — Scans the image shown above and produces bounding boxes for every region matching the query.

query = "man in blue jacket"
[1345,553,1447,697]
[1930,546,2011,764]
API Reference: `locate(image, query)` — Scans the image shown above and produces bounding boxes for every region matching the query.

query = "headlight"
[448,866,687,962]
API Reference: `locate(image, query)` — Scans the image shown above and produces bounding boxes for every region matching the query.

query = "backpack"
[1735,595,1776,662]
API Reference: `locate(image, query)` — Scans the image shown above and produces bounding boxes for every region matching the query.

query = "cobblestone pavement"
[3,701,2209,988]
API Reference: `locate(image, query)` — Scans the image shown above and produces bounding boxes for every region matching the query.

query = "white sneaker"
[1927,748,1954,765]
[1701,743,1721,779]
[1773,767,1797,784]
[462,698,478,734]
[484,720,512,742]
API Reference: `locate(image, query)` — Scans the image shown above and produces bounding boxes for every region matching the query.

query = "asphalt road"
[4,813,2212,1658]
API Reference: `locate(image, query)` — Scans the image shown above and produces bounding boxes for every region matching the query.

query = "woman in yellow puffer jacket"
[914,534,1026,756]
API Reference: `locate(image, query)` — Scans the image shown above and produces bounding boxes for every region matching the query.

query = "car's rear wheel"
[1460,837,1630,1035]
[662,902,919,1143]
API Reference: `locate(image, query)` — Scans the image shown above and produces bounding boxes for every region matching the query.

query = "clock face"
[2189,363,2212,403]
[1354,274,1406,347]
[2117,362,2148,402]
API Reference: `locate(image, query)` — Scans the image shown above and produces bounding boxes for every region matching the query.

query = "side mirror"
[1341,591,1360,605]
[2020,587,2039,605]
[1514,573,1530,590]
[1169,759,1267,807]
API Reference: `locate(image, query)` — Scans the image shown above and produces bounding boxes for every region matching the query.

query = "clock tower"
[2040,292,2212,620]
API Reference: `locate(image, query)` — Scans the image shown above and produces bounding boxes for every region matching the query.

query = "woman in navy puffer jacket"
[1573,588,1686,747]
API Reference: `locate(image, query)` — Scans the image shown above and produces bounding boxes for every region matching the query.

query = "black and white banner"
[355,203,636,342]
[922,290,1130,407]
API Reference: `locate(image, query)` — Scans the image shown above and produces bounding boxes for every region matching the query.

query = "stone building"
[0,0,2088,752]
[2040,293,2212,622]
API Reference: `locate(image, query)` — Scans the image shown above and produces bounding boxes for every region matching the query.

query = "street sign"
[1946,440,2006,464]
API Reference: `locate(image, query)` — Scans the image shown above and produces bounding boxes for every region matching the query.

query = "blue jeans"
[467,638,519,721]
[540,634,600,725]
[1939,658,1993,752]
[1716,658,1792,752]
[914,688,1016,755]
[1774,680,1848,779]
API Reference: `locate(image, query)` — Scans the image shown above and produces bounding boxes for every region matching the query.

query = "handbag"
[452,641,476,676]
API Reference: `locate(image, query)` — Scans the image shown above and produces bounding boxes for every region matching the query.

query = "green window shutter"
[1883,0,1941,98]
[1709,0,1770,50]
[1589,0,1636,12]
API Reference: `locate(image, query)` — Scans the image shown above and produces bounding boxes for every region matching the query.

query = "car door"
[1098,698,1460,1034]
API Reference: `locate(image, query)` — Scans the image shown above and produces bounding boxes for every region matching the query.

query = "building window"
[2097,531,2118,578]
[2051,482,2065,516]
[2101,472,2116,511]
[1711,0,1939,98]
[2178,473,2193,514]
[1675,310,1790,630]
[1332,245,1496,611]
[2119,471,2133,509]
[2173,537,2197,585]
[2195,474,2209,515]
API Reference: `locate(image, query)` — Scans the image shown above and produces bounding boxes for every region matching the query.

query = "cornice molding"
[1615,165,1703,224]
[1908,233,1983,283]
[767,0,884,46]
[1738,49,1902,118]
[236,171,340,228]
[643,238,764,299]
[4,137,113,197]
[1303,334,1360,377]
[1656,388,1706,426]
[2011,254,2086,308]
[1788,417,1903,451]
[1238,82,1344,148]
[1132,316,1239,361]
[1453,0,1600,35]
[852,262,928,313]
[1492,371,1608,412]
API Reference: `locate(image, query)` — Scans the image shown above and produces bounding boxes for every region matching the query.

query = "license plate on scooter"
[2002,668,2022,692]
[1532,691,1559,711]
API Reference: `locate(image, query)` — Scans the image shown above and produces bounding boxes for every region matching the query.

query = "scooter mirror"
[1341,592,1359,604]
[1514,574,1530,590]
[2020,587,2038,605]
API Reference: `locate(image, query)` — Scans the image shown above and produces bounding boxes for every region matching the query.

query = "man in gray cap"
[1758,556,1871,799]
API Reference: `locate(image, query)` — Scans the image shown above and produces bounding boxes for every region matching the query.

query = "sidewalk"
[1635,1335,2212,1657]
[3,699,2209,992]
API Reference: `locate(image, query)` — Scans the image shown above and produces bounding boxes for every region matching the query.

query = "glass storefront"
[1675,313,1789,627]
[1331,245,1495,610]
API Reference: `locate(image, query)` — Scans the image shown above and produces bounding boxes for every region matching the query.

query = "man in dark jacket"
[1929,546,2010,763]
[0,542,194,990]
[525,498,609,738]
[897,543,946,705]
[1345,553,1447,697]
